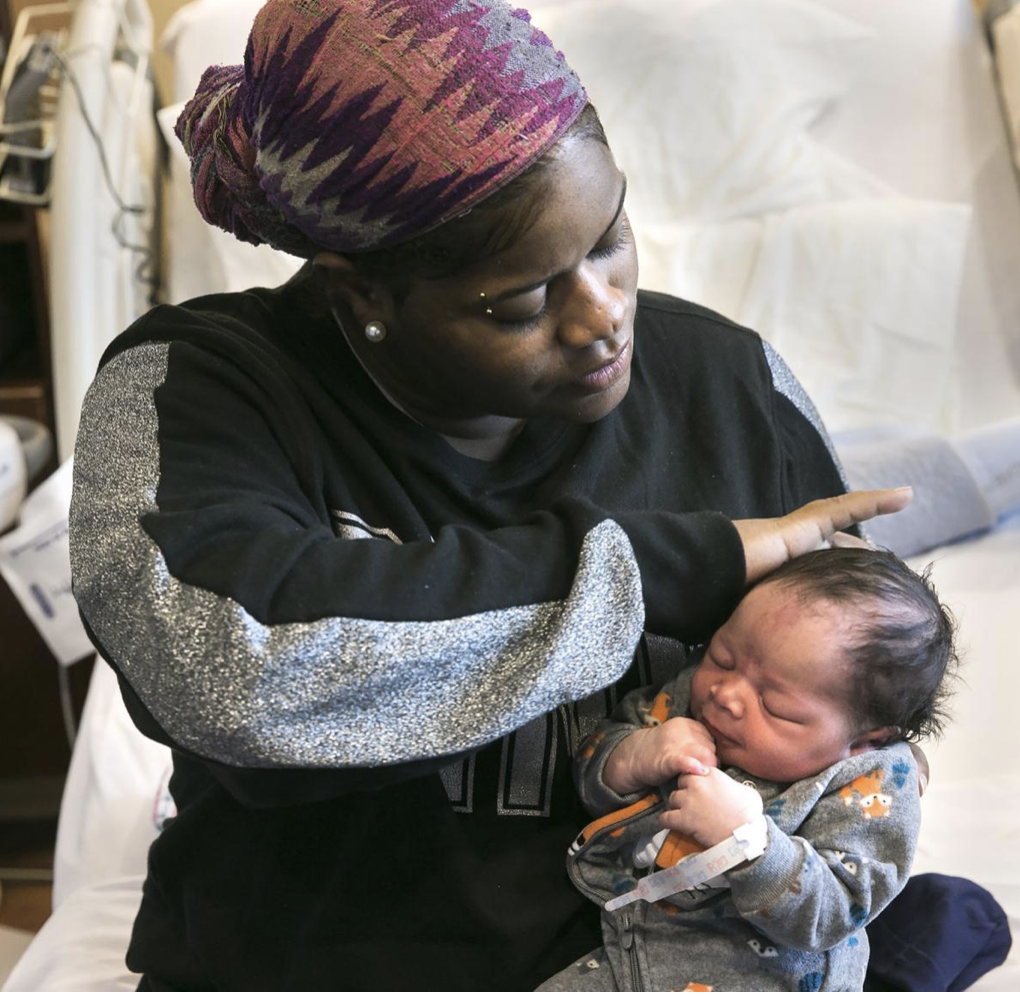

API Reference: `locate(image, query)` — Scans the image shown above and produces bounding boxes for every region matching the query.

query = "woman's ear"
[849,725,900,755]
[312,252,397,329]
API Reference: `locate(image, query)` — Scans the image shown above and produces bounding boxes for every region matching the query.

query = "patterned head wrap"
[175,0,588,257]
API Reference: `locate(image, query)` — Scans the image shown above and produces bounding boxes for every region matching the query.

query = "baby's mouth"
[701,716,739,750]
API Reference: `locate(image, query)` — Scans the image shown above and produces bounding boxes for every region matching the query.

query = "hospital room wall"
[149,0,190,106]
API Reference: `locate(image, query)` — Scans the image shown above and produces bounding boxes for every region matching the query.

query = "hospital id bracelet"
[604,814,768,911]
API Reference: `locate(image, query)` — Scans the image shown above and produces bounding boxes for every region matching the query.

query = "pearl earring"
[364,320,387,343]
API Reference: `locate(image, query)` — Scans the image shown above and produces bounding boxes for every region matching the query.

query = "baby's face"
[689,581,867,783]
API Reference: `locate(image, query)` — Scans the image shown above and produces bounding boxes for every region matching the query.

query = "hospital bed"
[5,0,1019,988]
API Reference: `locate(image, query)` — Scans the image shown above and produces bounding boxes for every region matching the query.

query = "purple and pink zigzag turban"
[175,0,588,256]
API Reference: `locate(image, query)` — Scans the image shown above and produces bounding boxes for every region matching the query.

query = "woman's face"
[358,135,639,433]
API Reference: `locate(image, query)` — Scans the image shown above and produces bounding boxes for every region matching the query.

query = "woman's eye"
[588,219,632,261]
[493,307,547,333]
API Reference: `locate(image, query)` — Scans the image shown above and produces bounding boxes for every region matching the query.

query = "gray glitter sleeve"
[761,341,850,491]
[69,343,646,770]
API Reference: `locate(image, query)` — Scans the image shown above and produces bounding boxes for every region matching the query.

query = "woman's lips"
[573,337,632,393]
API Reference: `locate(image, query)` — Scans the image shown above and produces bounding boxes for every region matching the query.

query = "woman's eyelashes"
[588,218,632,261]
[489,219,632,331]
[494,307,547,333]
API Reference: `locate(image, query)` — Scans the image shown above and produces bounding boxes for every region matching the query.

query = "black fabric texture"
[865,873,1012,991]
[78,285,851,990]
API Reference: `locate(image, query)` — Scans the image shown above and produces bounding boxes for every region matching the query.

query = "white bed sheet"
[50,661,169,909]
[907,511,1020,992]
[158,0,1020,436]
[804,0,1020,434]
[8,0,1019,990]
[3,660,160,992]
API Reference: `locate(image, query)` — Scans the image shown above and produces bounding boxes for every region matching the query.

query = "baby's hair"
[762,547,958,743]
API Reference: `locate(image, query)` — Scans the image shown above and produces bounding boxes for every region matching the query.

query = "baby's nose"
[713,681,745,718]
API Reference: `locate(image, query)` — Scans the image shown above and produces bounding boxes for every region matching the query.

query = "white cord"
[50,45,158,296]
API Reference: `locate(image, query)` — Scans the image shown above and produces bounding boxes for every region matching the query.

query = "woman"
[69,0,910,989]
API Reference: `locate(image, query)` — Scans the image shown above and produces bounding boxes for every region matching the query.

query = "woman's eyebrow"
[488,174,628,304]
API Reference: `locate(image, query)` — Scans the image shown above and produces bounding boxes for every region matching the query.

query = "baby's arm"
[660,766,764,846]
[667,746,921,951]
[574,670,716,815]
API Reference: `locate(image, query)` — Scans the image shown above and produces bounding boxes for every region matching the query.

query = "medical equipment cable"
[50,46,158,301]
[56,659,77,747]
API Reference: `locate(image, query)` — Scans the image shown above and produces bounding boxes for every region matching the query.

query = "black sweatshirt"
[69,283,847,990]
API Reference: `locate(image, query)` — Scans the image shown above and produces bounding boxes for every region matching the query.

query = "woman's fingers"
[793,488,914,535]
[909,743,930,796]
[736,488,913,584]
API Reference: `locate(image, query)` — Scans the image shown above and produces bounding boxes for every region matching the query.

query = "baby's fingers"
[664,754,713,777]
[658,807,690,833]
[659,743,717,777]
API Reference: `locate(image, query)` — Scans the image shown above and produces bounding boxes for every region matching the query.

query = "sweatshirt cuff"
[616,510,746,640]
[727,817,805,914]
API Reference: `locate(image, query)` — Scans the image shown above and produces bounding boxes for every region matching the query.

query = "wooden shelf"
[0,202,27,243]
[0,220,28,243]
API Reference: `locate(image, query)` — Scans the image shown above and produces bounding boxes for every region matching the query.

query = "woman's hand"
[661,767,764,848]
[910,743,930,796]
[734,487,913,586]
[603,717,718,796]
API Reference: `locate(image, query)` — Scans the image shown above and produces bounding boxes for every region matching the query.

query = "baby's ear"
[849,725,900,755]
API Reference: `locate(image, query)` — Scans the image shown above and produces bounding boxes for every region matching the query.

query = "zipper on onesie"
[619,909,643,990]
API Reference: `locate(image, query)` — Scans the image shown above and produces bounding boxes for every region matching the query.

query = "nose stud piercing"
[364,320,387,343]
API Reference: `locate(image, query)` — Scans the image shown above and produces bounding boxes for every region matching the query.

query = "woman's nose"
[556,261,627,350]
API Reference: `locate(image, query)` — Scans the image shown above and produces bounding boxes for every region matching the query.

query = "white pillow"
[636,198,971,435]
[741,198,971,434]
[530,0,871,224]
[635,218,762,322]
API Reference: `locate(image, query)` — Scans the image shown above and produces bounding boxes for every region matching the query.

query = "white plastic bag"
[0,459,92,665]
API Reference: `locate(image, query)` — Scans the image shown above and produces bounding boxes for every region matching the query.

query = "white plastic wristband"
[605,813,768,911]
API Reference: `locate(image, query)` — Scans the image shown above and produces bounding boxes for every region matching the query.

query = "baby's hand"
[661,768,764,848]
[603,717,718,796]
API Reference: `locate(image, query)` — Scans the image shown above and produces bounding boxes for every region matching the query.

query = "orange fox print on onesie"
[839,769,893,820]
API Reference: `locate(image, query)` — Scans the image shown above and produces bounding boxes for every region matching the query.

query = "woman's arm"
[70,333,908,799]
[70,339,746,785]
